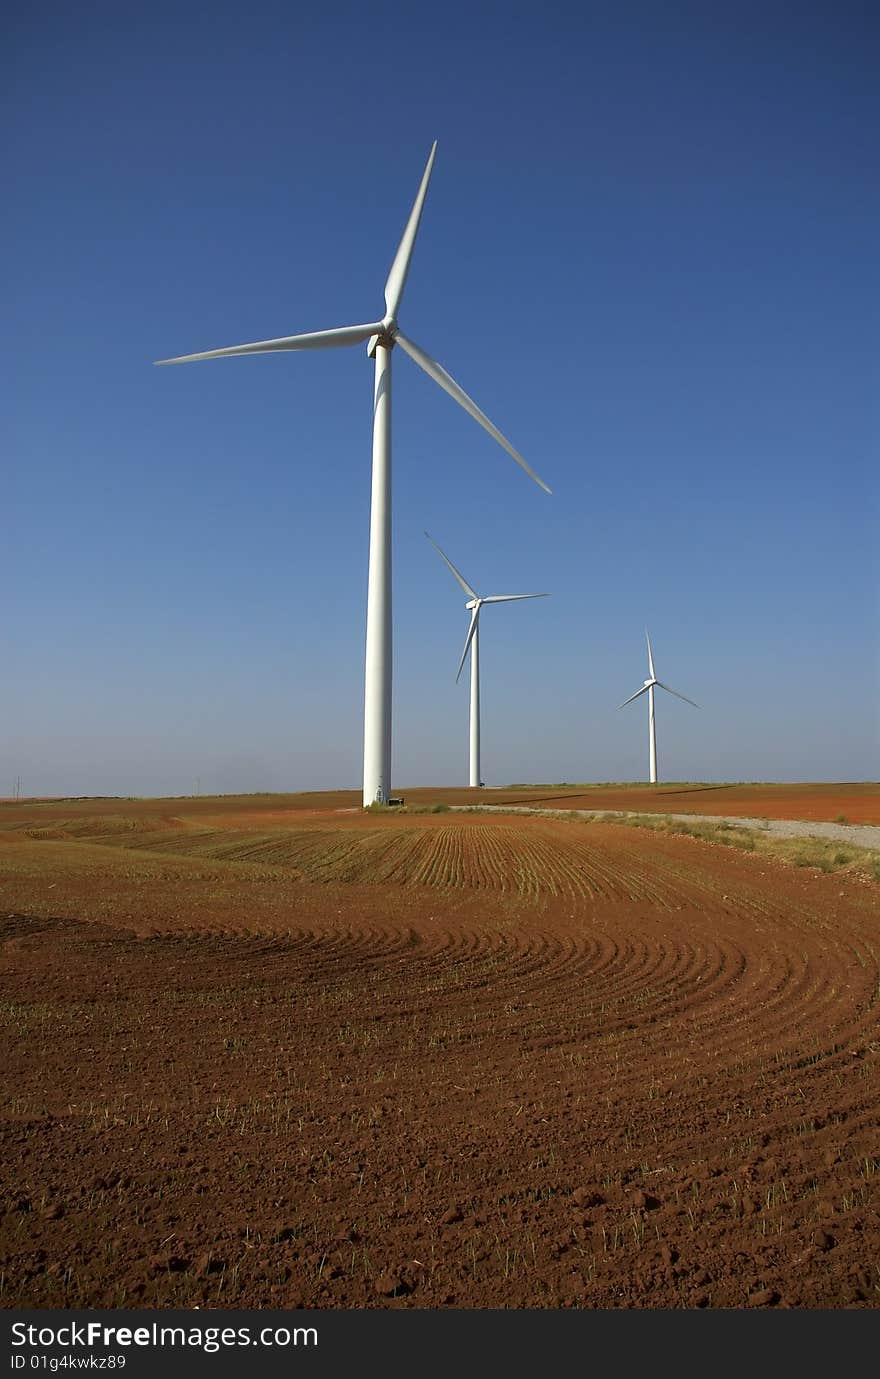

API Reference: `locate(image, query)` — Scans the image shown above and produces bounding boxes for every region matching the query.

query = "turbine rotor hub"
[368,321,397,357]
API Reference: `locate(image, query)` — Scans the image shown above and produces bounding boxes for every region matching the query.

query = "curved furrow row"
[706,938,877,1076]
[517,832,605,902]
[265,911,876,1129]
[510,828,657,907]
[607,842,782,921]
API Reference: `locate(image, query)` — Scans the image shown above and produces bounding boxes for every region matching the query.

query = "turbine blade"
[455,608,480,683]
[618,685,649,709]
[645,628,656,680]
[155,321,384,365]
[384,142,438,320]
[395,331,552,494]
[481,593,549,604]
[656,681,700,708]
[424,530,478,598]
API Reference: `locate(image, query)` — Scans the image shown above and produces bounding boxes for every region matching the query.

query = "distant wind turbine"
[426,533,548,788]
[156,143,551,807]
[618,630,699,784]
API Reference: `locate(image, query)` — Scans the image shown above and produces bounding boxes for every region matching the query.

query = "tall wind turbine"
[426,533,548,788]
[155,144,551,807]
[618,631,699,784]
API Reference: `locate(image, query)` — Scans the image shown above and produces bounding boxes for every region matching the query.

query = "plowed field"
[1,798,878,1309]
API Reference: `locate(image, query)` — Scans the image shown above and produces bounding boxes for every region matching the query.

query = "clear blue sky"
[4,1,878,795]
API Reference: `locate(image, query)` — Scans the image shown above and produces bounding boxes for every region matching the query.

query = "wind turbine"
[426,532,548,788]
[618,631,699,784]
[155,143,551,807]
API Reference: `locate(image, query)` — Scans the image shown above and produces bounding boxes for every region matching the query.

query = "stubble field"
[1,788,878,1308]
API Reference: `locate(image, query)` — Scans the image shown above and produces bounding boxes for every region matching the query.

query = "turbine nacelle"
[367,316,399,356]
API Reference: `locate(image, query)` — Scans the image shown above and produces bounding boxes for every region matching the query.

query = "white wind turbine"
[156,143,551,807]
[618,630,699,784]
[426,533,548,788]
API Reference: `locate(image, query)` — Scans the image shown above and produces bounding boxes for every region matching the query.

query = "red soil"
[4,781,878,823]
[397,781,879,824]
[1,804,878,1309]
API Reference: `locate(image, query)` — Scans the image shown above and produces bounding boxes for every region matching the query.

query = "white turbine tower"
[618,630,699,784]
[426,533,548,788]
[156,144,551,807]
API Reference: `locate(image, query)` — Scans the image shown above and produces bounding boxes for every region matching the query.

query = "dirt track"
[460,805,880,851]
[1,801,878,1309]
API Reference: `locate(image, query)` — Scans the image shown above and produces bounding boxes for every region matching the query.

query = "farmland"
[1,791,878,1308]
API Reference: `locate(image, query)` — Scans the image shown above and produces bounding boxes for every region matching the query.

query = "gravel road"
[453,804,880,851]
